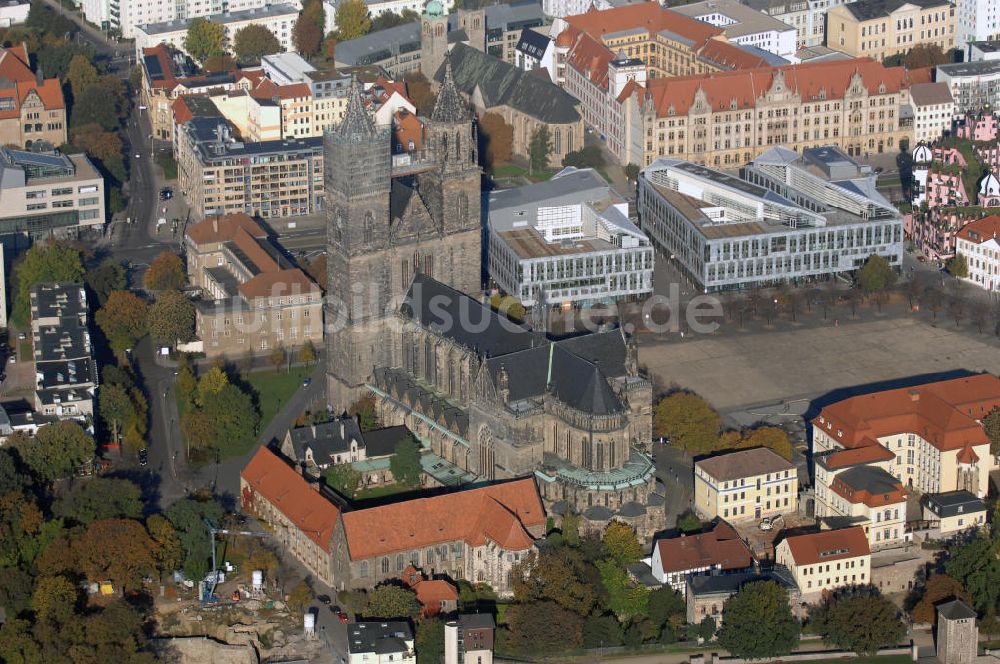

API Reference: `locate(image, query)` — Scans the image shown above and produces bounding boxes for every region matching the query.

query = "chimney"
[909,389,920,402]
[212,217,218,233]
[340,419,345,440]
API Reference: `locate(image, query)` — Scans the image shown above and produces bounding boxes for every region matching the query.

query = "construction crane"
[203,518,269,603]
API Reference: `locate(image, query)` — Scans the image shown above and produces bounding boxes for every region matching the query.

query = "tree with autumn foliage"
[149,289,196,347]
[912,574,972,624]
[95,290,149,352]
[144,250,186,291]
[293,0,325,57]
[478,112,513,170]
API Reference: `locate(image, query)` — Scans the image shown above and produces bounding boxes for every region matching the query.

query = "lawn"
[155,152,178,180]
[803,655,912,664]
[246,365,314,431]
[18,340,31,362]
[491,163,557,183]
[355,483,412,501]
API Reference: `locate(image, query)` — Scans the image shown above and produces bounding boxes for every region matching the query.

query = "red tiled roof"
[0,44,33,83]
[276,82,311,100]
[241,447,340,552]
[654,521,752,575]
[643,59,909,118]
[814,375,1000,453]
[393,110,423,152]
[956,215,1000,245]
[412,579,459,604]
[957,445,980,464]
[696,447,793,482]
[341,478,544,560]
[830,467,906,507]
[186,212,267,245]
[251,78,280,99]
[230,225,280,273]
[0,79,65,120]
[239,268,320,299]
[566,31,615,87]
[698,40,770,70]
[782,526,870,566]
[816,445,896,470]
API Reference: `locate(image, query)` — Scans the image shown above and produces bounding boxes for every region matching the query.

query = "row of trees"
[654,390,793,458]
[184,19,282,65]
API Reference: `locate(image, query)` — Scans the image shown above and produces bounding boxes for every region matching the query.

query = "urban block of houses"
[668,0,798,60]
[742,0,849,49]
[0,44,67,149]
[436,42,584,168]
[636,146,904,292]
[29,283,96,423]
[978,170,1000,206]
[905,206,983,261]
[938,61,1000,116]
[694,447,798,523]
[775,526,871,600]
[400,565,459,616]
[134,4,298,60]
[0,147,106,238]
[486,166,653,307]
[347,622,415,664]
[814,456,907,549]
[812,374,1000,498]
[920,490,987,536]
[240,445,546,592]
[956,111,998,141]
[825,0,955,62]
[954,215,1000,292]
[184,213,323,357]
[648,520,754,595]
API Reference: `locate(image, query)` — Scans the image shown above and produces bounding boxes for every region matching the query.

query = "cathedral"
[324,66,663,539]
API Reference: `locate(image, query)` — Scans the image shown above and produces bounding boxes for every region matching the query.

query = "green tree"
[13,422,95,482]
[298,340,317,364]
[95,290,149,352]
[53,477,143,525]
[184,17,226,63]
[561,145,605,169]
[85,259,126,305]
[287,578,313,612]
[513,547,596,616]
[66,54,98,98]
[811,590,906,655]
[687,616,717,642]
[144,251,186,291]
[364,584,421,620]
[269,345,285,372]
[528,125,553,175]
[98,381,136,446]
[416,617,445,664]
[31,575,78,623]
[164,497,225,579]
[856,254,897,295]
[371,8,419,30]
[200,384,260,452]
[625,163,640,182]
[196,366,229,406]
[728,425,793,460]
[12,242,84,326]
[653,391,721,454]
[911,573,971,625]
[646,586,686,630]
[984,407,1000,457]
[597,559,649,621]
[149,289,196,346]
[335,0,371,40]
[325,462,363,497]
[504,600,584,654]
[676,510,702,534]
[293,13,323,56]
[945,532,1000,614]
[583,612,624,648]
[947,253,969,279]
[390,436,423,487]
[602,521,642,566]
[0,566,34,617]
[0,618,43,663]
[146,513,183,574]
[561,511,581,546]
[717,581,799,659]
[71,77,124,131]
[232,24,282,63]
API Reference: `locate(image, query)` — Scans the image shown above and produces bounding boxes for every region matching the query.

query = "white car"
[134,154,141,159]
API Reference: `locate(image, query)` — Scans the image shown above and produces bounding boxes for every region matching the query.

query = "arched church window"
[455,130,462,160]
[457,193,469,224]
[567,130,574,153]
[442,133,448,157]
[381,557,389,573]
[554,128,561,154]
[363,210,374,243]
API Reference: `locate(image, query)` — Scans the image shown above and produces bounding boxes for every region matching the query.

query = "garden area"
[246,365,314,429]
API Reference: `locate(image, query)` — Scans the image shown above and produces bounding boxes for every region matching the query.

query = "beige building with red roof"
[812,375,1000,500]
[0,44,66,149]
[954,215,1000,293]
[775,526,870,600]
[184,213,322,357]
[242,443,545,594]
[694,447,798,523]
[649,521,754,594]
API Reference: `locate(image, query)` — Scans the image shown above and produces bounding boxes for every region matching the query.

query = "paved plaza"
[639,315,1000,415]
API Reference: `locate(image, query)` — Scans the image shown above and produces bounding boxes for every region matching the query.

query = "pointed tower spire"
[336,80,377,140]
[431,56,468,124]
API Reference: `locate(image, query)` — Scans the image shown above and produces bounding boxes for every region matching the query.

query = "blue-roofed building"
[637,147,904,291]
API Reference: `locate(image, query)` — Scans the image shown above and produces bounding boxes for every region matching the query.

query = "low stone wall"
[693,644,915,664]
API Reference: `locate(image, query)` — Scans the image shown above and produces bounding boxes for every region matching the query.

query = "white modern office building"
[937,60,1000,115]
[636,146,903,291]
[134,4,298,57]
[93,0,301,40]
[669,0,798,59]
[743,0,848,48]
[487,167,653,307]
[957,0,1000,47]
[955,215,1000,292]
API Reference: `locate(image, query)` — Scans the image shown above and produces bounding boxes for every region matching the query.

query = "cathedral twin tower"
[324,64,483,408]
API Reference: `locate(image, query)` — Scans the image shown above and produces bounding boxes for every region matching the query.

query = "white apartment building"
[937,60,1000,115]
[909,82,956,142]
[970,40,1000,60]
[955,215,1000,292]
[83,0,301,39]
[816,460,907,548]
[957,0,1000,45]
[775,527,871,599]
[322,0,445,33]
[133,4,298,56]
[0,0,29,27]
[694,447,798,522]
[670,0,798,59]
[636,147,904,292]
[0,147,105,237]
[744,0,848,48]
[487,167,653,307]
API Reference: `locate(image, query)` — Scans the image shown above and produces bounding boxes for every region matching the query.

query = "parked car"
[336,611,349,623]
[138,448,148,466]
[303,377,311,387]
[317,595,331,605]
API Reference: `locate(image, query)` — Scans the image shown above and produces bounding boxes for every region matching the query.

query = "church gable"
[389,180,435,244]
